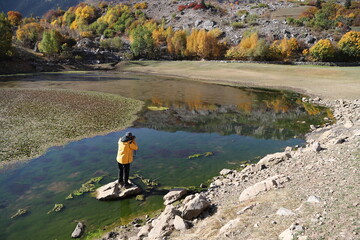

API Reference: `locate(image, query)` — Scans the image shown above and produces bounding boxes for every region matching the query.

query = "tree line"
[0,1,360,62]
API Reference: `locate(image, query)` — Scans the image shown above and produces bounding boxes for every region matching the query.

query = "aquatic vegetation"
[135,195,145,201]
[66,176,103,199]
[188,152,214,159]
[132,174,159,190]
[147,106,169,111]
[47,204,64,214]
[0,88,143,163]
[10,208,29,219]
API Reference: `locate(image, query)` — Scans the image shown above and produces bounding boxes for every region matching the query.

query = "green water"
[0,72,331,239]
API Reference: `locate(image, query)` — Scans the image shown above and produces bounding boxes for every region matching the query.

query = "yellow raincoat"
[116,139,138,164]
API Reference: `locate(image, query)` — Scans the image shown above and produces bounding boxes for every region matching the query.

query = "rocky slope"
[98,97,359,240]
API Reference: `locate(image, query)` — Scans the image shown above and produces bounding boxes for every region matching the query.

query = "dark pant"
[118,163,130,184]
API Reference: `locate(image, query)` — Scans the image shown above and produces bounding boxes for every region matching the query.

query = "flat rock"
[71,222,84,238]
[163,188,187,205]
[239,175,290,202]
[95,180,141,201]
[257,152,291,167]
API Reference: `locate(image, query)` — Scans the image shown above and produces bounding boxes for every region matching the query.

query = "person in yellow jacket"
[116,132,138,188]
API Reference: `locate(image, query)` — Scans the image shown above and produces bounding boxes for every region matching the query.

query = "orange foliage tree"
[7,11,22,26]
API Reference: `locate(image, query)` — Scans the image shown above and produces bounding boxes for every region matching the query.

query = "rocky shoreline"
[97,97,359,240]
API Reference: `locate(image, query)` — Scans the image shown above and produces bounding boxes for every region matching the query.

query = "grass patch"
[0,88,143,164]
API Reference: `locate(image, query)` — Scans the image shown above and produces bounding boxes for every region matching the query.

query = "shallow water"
[0,72,329,239]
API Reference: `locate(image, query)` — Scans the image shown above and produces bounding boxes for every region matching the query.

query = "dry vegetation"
[0,88,143,165]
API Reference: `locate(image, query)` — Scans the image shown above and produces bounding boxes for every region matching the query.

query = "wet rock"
[71,222,84,238]
[257,152,291,167]
[239,175,290,202]
[181,194,211,220]
[163,188,187,205]
[276,207,295,216]
[174,215,189,230]
[95,180,141,201]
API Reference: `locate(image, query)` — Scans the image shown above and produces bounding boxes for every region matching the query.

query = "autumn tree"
[16,22,44,48]
[38,29,64,56]
[225,32,268,60]
[338,31,360,60]
[270,37,299,60]
[309,39,335,61]
[7,11,22,26]
[167,29,187,58]
[0,13,13,59]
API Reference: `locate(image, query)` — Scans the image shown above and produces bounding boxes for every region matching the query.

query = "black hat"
[121,132,134,142]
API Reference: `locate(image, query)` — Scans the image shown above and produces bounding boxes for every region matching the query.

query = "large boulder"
[239,175,290,202]
[95,180,141,201]
[180,194,211,220]
[148,205,177,239]
[163,188,187,205]
[71,222,84,238]
[257,152,291,167]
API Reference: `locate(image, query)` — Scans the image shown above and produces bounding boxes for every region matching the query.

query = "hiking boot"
[124,183,132,188]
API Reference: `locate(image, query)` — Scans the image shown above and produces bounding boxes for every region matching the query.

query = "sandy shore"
[119,61,360,101]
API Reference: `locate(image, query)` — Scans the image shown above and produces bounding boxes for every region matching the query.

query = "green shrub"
[231,22,246,29]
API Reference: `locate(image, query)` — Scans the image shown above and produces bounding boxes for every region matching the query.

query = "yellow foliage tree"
[153,26,169,46]
[167,29,186,57]
[185,28,224,59]
[309,39,335,61]
[270,37,299,60]
[338,31,360,59]
[225,32,267,60]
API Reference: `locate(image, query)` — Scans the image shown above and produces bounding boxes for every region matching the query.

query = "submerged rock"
[95,180,141,201]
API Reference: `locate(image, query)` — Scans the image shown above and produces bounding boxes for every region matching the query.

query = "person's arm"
[129,140,138,150]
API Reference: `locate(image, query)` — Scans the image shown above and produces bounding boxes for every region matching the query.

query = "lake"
[0,72,330,239]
